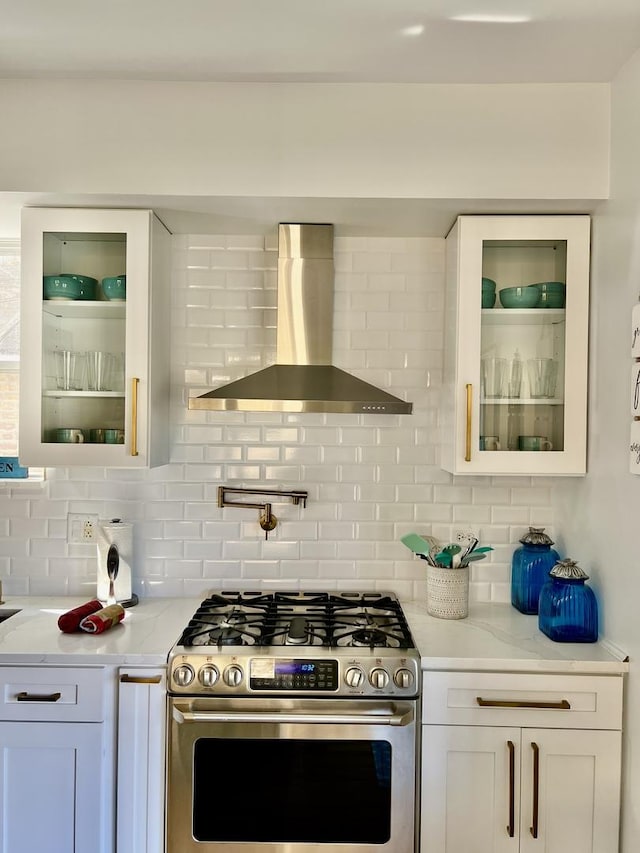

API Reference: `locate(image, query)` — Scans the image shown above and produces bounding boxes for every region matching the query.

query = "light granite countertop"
[0,595,629,674]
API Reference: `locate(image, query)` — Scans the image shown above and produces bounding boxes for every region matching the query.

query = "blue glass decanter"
[538,558,598,643]
[511,527,560,615]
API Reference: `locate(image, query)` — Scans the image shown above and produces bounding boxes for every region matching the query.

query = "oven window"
[193,738,392,843]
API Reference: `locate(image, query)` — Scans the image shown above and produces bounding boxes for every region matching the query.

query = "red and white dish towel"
[58,600,125,634]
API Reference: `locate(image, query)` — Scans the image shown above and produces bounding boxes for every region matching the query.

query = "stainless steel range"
[166,590,420,853]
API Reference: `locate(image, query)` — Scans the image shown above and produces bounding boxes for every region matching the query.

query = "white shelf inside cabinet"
[42,391,125,398]
[42,300,126,320]
[481,397,564,405]
[481,307,565,325]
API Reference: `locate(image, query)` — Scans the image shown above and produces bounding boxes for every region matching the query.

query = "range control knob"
[173,664,195,687]
[344,667,365,688]
[223,664,244,688]
[198,664,220,688]
[394,668,415,689]
[369,668,390,690]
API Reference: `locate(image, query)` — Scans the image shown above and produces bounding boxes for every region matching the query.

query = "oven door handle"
[172,706,414,727]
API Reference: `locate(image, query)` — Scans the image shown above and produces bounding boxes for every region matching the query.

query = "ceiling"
[2,0,640,84]
[0,1,635,237]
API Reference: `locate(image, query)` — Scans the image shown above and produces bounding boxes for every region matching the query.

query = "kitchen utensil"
[106,544,119,606]
[400,533,432,555]
[434,551,452,568]
[442,543,462,568]
[499,285,539,309]
[460,552,487,566]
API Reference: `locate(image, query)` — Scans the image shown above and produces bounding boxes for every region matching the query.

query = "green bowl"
[101,275,126,301]
[60,273,97,300]
[43,275,82,300]
[532,282,566,308]
[499,285,539,309]
[481,291,496,308]
[481,277,496,290]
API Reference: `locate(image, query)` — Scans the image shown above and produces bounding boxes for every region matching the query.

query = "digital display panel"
[275,661,316,675]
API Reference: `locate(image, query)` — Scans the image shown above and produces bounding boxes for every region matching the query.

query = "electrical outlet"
[67,513,99,544]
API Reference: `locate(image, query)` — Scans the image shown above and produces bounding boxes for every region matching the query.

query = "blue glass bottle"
[538,559,598,643]
[511,527,560,614]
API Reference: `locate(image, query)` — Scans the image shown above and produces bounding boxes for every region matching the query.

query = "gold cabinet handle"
[130,377,139,457]
[477,697,571,710]
[120,673,162,685]
[507,740,515,837]
[16,691,61,702]
[530,742,540,839]
[465,383,473,461]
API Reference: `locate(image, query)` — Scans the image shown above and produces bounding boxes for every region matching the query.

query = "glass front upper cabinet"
[19,207,170,468]
[442,215,590,476]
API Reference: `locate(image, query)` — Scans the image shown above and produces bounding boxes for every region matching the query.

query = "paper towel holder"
[98,518,139,608]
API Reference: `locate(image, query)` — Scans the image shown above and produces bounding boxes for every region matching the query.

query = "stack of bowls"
[499,285,540,309]
[481,277,496,309]
[531,281,565,308]
[43,274,97,301]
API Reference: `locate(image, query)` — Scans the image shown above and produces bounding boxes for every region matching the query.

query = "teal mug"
[479,435,500,451]
[56,428,85,443]
[518,435,553,451]
[104,429,125,445]
[89,428,106,443]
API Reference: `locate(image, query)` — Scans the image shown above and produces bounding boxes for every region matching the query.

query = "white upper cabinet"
[19,207,171,468]
[441,215,590,476]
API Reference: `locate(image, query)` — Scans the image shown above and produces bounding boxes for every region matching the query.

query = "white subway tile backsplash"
[0,232,559,599]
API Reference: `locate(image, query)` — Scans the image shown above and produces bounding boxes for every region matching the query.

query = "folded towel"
[58,599,103,633]
[79,603,125,634]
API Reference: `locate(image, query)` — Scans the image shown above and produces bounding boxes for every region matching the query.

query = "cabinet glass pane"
[40,231,127,445]
[479,239,567,453]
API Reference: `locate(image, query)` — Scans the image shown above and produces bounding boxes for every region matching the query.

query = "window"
[0,240,20,456]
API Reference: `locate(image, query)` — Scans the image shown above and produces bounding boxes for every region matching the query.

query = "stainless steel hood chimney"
[188,223,413,415]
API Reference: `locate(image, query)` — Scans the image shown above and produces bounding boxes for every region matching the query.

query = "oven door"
[167,696,417,853]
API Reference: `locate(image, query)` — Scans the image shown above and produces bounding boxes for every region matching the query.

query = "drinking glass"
[527,358,557,399]
[481,357,507,398]
[54,350,85,391]
[86,351,114,392]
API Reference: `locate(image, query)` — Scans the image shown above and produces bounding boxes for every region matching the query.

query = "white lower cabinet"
[116,667,166,853]
[0,666,113,853]
[420,671,623,853]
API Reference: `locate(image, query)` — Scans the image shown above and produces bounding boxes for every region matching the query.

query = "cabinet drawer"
[0,666,105,722]
[422,671,623,730]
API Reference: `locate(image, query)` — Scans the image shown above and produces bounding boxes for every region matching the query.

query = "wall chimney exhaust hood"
[188,223,412,415]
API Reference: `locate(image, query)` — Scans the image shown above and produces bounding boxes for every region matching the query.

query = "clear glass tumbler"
[86,351,114,392]
[481,357,507,398]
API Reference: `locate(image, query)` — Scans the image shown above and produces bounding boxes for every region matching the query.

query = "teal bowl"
[482,291,496,308]
[43,274,82,300]
[101,275,126,301]
[532,282,566,308]
[499,285,539,309]
[481,277,496,290]
[60,273,97,300]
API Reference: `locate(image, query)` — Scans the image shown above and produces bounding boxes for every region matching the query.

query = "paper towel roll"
[97,519,133,603]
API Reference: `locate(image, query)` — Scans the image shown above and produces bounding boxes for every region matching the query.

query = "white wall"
[0,80,610,200]
[553,49,640,853]
[0,232,558,601]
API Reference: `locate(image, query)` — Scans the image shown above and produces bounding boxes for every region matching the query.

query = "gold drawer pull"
[477,697,571,710]
[120,674,162,685]
[16,691,62,703]
[131,377,139,457]
[465,383,473,462]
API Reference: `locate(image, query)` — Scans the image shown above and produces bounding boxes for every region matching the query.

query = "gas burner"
[350,628,390,648]
[208,627,248,646]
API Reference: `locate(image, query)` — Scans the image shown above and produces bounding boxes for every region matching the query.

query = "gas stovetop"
[168,590,420,698]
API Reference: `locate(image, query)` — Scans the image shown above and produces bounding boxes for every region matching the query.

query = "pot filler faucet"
[217,486,308,539]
